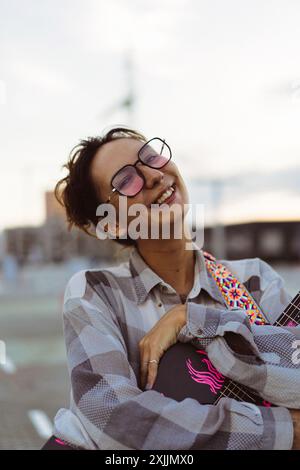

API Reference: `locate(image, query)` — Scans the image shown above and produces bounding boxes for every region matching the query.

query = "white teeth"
[155,185,175,204]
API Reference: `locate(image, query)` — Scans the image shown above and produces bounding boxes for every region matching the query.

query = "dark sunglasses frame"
[105,137,172,203]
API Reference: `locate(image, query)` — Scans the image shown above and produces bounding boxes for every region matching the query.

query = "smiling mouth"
[152,183,176,206]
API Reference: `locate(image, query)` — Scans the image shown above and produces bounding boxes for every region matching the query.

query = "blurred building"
[45,190,66,220]
[203,221,300,263]
[2,191,300,265]
[3,191,118,265]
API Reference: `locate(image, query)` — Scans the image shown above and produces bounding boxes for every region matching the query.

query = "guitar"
[151,291,300,406]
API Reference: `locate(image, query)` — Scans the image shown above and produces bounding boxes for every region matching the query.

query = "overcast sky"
[1,0,300,230]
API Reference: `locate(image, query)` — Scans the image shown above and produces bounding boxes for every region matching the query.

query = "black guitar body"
[152,291,300,406]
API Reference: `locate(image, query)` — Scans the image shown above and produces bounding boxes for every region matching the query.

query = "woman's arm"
[177,258,300,408]
[53,274,293,450]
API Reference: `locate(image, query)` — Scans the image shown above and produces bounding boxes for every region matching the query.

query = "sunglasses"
[105,137,172,202]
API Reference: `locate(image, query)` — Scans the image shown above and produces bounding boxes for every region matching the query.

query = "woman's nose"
[136,162,164,189]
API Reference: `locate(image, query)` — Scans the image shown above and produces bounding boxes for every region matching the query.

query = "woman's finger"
[139,345,149,390]
[146,344,165,389]
[146,360,159,390]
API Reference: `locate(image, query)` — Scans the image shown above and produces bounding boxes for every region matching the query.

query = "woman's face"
[90,137,189,239]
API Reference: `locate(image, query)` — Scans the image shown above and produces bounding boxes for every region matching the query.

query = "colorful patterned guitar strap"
[199,251,273,408]
[202,250,268,326]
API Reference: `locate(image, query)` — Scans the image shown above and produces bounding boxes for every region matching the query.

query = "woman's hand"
[139,304,187,391]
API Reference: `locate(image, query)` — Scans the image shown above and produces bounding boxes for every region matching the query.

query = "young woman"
[42,127,300,450]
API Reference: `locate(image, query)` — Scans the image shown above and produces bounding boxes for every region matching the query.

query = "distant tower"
[122,50,136,126]
[100,49,137,127]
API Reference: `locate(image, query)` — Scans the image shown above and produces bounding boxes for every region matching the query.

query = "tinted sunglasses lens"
[112,166,144,196]
[139,139,171,168]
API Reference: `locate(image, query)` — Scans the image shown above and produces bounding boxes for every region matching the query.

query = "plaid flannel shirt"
[53,243,299,450]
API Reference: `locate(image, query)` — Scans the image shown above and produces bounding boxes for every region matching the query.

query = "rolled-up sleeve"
[54,290,293,450]
[177,258,298,447]
[178,302,300,408]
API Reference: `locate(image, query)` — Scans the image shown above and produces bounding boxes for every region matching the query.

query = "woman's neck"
[136,232,196,297]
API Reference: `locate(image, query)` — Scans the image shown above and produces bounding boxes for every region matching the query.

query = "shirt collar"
[129,241,225,305]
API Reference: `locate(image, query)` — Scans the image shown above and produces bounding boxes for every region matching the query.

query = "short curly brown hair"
[54,126,147,246]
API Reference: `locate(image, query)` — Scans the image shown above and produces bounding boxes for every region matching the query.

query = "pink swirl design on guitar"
[185,349,272,406]
[186,349,225,395]
[55,438,68,446]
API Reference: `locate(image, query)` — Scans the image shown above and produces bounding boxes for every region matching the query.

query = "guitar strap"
[202,250,268,326]
[201,250,273,408]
